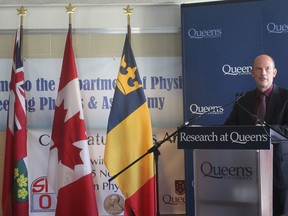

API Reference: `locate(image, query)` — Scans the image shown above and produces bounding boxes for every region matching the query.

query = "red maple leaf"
[50,101,87,170]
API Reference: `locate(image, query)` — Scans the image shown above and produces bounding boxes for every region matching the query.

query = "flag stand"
[153,146,161,216]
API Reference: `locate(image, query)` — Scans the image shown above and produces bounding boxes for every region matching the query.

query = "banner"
[0,57,183,130]
[181,0,288,215]
[24,128,184,215]
[0,56,184,215]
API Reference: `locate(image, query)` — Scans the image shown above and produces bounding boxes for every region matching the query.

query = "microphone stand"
[108,94,242,216]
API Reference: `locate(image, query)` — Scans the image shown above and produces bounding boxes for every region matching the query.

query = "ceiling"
[0,0,222,6]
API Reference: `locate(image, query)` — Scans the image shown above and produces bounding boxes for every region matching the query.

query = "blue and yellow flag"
[104,35,156,216]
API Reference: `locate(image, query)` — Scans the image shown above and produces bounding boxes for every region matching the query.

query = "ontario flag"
[2,27,29,216]
[104,35,156,216]
[47,27,99,215]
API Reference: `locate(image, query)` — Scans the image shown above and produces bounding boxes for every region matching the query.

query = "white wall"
[0,0,223,33]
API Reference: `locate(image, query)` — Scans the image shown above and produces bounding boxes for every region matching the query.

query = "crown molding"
[0,0,220,6]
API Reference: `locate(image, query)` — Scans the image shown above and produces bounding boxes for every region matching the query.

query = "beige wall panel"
[50,34,67,58]
[23,35,51,58]
[132,33,181,57]
[0,33,181,59]
[0,35,13,59]
[73,34,92,58]
[166,33,181,56]
[91,34,125,57]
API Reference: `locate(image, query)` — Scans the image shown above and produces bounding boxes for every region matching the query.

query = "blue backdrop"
[181,0,288,215]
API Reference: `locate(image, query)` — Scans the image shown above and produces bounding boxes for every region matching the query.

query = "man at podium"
[225,54,288,216]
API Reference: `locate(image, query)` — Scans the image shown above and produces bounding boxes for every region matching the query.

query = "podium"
[178,126,287,216]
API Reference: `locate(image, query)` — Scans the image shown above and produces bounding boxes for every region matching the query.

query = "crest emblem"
[175,180,185,195]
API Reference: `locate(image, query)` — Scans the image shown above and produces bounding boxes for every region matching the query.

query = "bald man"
[225,54,288,216]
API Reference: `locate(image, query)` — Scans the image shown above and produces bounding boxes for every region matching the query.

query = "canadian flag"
[47,27,98,215]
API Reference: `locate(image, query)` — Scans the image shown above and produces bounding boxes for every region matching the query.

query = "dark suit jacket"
[225,84,288,189]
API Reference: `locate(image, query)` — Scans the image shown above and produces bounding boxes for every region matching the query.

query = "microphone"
[235,92,260,122]
[235,93,288,140]
[236,92,246,101]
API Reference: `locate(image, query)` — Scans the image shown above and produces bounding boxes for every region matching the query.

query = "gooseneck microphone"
[235,92,261,123]
[236,92,269,125]
[236,92,246,101]
[235,92,288,140]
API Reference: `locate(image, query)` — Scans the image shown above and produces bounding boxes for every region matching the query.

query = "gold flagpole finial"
[124,5,133,26]
[17,6,27,27]
[66,3,75,27]
[124,5,133,43]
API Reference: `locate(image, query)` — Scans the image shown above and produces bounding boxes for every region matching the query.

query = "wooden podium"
[178,126,286,216]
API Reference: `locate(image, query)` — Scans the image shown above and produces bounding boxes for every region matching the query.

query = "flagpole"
[66,3,75,30]
[2,5,29,215]
[17,6,26,58]
[47,3,99,215]
[124,5,132,44]
[17,6,26,28]
[113,6,160,216]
